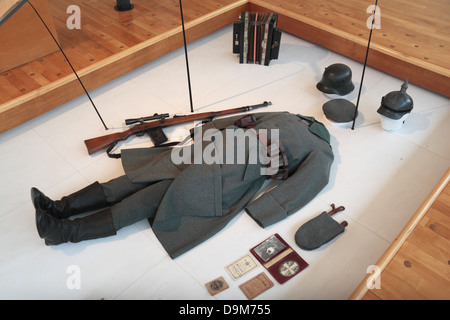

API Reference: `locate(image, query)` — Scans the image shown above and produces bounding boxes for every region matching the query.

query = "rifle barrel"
[84,101,271,155]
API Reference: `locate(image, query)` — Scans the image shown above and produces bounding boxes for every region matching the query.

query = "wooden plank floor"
[350,169,450,300]
[250,0,450,97]
[0,0,449,134]
[0,0,248,133]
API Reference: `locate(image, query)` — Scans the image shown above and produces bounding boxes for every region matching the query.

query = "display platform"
[0,21,449,300]
[0,0,449,134]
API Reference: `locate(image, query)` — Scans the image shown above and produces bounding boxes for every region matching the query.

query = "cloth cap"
[322,99,357,123]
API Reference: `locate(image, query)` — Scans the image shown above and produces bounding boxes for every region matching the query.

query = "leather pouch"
[295,204,347,250]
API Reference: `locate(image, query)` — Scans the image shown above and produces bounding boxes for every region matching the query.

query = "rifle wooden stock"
[84,101,271,155]
[85,131,132,155]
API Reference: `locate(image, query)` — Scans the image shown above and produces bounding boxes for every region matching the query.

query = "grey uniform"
[101,112,334,258]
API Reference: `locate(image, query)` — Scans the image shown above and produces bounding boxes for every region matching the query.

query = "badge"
[250,233,308,284]
[205,276,229,296]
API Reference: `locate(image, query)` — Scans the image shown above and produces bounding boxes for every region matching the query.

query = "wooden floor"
[350,169,450,300]
[251,0,450,97]
[0,0,248,134]
[0,0,449,134]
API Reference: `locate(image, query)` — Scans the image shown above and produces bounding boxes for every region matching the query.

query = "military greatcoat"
[119,112,334,258]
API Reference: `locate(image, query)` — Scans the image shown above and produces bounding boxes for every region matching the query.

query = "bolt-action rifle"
[84,101,272,157]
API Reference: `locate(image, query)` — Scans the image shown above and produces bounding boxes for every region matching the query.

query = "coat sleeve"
[244,149,333,228]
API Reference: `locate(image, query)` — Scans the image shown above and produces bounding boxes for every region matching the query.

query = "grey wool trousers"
[100,175,172,230]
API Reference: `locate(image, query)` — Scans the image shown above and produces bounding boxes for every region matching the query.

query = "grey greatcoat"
[117,112,334,258]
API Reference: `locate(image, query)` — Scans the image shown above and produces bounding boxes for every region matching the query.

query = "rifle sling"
[106,142,121,159]
[106,140,181,159]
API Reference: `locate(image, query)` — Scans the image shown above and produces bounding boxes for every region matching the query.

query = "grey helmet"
[377,79,414,120]
[317,63,355,96]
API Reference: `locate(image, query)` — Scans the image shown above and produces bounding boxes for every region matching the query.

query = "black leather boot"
[31,182,108,219]
[36,208,117,246]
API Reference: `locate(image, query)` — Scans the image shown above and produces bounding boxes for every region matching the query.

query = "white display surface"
[0,25,449,300]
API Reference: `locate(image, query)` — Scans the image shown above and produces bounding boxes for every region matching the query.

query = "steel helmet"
[317,63,355,96]
[377,79,414,120]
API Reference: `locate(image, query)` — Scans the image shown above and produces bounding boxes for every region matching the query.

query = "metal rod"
[352,0,379,130]
[179,0,194,113]
[27,1,109,130]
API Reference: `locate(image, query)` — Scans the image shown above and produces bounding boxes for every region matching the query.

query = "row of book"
[233,11,282,66]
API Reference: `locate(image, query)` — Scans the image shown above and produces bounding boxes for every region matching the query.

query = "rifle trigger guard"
[202,116,215,124]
